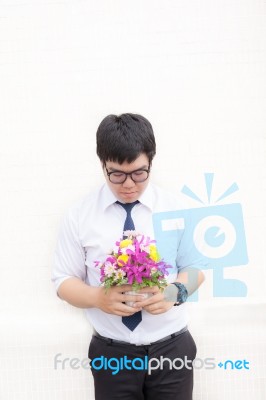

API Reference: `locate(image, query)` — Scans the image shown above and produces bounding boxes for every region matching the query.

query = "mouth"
[121,192,138,197]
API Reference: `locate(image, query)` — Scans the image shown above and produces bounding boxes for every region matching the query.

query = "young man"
[52,113,205,400]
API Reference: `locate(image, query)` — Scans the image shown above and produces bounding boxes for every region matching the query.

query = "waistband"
[93,326,188,346]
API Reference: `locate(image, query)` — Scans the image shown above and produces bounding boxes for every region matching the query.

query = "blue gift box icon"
[152,174,249,298]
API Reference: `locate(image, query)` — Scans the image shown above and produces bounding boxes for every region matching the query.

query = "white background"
[0,0,266,399]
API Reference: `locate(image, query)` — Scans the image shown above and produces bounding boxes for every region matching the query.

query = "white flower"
[104,261,115,277]
[114,269,126,281]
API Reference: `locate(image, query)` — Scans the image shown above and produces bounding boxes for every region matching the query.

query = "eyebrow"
[107,165,149,173]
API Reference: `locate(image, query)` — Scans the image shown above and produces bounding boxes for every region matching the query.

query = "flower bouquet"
[95,231,171,301]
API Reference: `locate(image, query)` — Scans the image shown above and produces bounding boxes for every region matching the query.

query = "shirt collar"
[100,184,118,211]
[100,183,154,212]
[138,183,154,211]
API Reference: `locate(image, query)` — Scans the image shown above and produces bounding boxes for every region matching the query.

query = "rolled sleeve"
[51,208,86,294]
[176,209,209,272]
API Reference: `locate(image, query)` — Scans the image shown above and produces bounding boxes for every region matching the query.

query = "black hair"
[96,113,156,164]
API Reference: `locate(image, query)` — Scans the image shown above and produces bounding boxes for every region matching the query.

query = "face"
[103,153,151,203]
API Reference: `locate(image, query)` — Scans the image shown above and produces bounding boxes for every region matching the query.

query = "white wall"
[1,1,265,399]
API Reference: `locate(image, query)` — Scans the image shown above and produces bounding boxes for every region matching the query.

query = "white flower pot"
[125,290,152,307]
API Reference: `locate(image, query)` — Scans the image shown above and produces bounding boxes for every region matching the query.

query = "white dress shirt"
[52,182,206,345]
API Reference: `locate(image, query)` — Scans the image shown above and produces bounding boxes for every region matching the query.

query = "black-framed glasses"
[105,166,150,184]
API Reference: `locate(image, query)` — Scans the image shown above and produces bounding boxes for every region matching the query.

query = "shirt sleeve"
[176,209,209,272]
[51,207,86,294]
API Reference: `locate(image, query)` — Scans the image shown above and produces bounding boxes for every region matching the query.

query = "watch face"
[164,284,178,303]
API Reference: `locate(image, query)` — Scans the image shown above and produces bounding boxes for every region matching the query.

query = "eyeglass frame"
[105,164,151,184]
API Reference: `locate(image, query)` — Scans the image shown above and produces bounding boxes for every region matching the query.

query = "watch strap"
[171,282,188,306]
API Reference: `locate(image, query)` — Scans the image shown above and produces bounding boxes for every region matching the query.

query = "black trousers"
[88,330,197,400]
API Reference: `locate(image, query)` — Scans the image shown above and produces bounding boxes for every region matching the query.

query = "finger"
[144,305,166,314]
[145,301,174,314]
[110,304,142,316]
[147,309,165,315]
[133,293,163,307]
[119,303,143,313]
[122,293,147,302]
[115,284,135,292]
[113,310,141,316]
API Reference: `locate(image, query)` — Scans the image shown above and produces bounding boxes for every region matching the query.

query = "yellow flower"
[149,244,160,262]
[120,239,133,248]
[117,254,129,266]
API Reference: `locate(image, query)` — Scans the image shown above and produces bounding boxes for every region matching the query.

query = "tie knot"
[116,200,139,214]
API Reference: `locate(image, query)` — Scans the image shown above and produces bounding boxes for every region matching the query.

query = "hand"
[132,286,175,315]
[96,285,145,316]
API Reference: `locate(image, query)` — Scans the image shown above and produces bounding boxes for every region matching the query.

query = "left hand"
[132,286,175,315]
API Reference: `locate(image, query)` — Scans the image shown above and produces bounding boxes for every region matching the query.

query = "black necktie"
[116,200,142,331]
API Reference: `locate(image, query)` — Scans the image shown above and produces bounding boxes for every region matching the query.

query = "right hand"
[95,285,145,316]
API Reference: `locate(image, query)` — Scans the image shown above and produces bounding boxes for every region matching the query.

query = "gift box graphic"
[152,173,249,298]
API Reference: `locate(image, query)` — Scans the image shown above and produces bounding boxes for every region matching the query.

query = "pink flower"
[95,233,171,290]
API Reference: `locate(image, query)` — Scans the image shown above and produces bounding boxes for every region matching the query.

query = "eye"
[133,170,145,176]
[112,172,125,177]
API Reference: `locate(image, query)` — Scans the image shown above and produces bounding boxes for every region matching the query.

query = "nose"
[122,174,136,188]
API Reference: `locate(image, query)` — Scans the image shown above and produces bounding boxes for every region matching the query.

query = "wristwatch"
[171,282,188,306]
[163,282,188,305]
